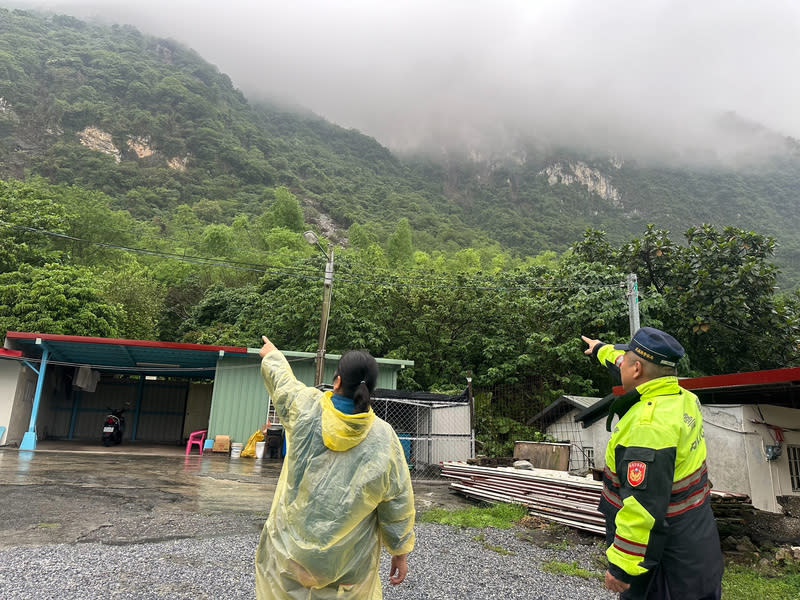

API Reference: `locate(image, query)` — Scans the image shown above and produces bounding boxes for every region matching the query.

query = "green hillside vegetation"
[1,8,799,454]
[0,8,487,253]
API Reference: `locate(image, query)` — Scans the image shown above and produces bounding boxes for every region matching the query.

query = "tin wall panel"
[71,380,139,440]
[209,356,270,445]
[66,378,187,442]
[209,353,402,444]
[136,382,188,442]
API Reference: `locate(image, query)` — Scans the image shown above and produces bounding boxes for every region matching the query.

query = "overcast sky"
[11,0,800,162]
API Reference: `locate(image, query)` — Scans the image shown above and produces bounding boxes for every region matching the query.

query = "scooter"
[101,408,126,446]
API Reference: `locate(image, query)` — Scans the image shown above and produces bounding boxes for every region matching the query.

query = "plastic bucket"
[230,442,244,458]
[255,441,266,459]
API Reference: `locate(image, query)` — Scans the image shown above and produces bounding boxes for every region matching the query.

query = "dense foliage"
[1,9,800,455]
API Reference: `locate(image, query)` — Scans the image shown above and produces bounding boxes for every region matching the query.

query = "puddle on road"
[0,449,280,515]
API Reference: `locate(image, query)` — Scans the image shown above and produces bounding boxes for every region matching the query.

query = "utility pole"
[626,273,640,337]
[305,231,334,387]
[466,371,475,458]
[315,246,334,387]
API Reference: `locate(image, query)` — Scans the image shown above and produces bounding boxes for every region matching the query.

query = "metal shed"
[1,332,412,450]
[207,349,413,445]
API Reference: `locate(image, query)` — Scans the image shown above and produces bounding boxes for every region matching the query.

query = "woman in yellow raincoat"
[256,335,415,599]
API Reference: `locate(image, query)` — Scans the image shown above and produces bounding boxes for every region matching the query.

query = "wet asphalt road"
[0,448,610,599]
[0,447,470,547]
[0,449,279,547]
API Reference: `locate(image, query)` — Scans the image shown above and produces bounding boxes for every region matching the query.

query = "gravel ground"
[0,523,613,599]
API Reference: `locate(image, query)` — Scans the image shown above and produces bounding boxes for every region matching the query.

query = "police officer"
[581,327,723,599]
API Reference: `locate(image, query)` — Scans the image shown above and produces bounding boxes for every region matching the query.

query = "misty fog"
[9,0,800,163]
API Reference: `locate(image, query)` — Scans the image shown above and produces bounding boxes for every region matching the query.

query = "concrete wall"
[741,404,800,512]
[699,405,751,499]
[0,360,22,445]
[576,404,800,513]
[700,404,800,513]
[6,365,38,445]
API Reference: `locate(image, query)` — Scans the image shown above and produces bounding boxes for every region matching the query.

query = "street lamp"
[304,231,334,387]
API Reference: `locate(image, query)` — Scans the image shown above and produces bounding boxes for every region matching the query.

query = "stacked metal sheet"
[442,461,753,538]
[441,461,606,534]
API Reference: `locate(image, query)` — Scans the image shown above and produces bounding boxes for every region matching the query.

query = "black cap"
[614,327,684,367]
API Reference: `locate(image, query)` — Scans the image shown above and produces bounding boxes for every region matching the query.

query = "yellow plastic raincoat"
[255,349,415,600]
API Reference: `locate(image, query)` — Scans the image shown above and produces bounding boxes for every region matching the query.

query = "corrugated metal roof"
[527,394,602,427]
[4,331,246,378]
[372,389,468,403]
[3,331,415,445]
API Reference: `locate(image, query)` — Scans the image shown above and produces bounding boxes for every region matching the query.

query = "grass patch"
[722,563,800,600]
[541,560,602,581]
[420,502,528,529]
[473,533,515,555]
[544,539,573,550]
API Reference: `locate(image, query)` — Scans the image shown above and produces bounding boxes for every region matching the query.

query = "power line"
[1,221,622,292]
[0,220,323,277]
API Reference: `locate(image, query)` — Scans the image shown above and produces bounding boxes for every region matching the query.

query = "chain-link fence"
[473,375,546,424]
[372,390,472,480]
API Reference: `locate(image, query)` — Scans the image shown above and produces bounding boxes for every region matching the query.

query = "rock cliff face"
[167,156,188,171]
[75,127,189,170]
[127,136,154,158]
[0,97,18,123]
[77,126,120,163]
[539,161,622,207]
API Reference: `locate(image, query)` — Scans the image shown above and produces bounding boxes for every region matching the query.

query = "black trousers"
[622,563,722,600]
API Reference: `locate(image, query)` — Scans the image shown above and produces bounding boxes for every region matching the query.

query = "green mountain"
[2,7,800,285]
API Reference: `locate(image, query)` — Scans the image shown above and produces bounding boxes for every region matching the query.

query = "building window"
[789,445,800,492]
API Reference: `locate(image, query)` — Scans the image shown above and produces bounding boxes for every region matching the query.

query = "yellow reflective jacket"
[255,350,415,600]
[594,344,722,599]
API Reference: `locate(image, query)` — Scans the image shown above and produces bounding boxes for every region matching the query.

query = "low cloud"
[13,0,800,163]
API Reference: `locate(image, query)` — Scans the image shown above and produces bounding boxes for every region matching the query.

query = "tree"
[200,224,235,257]
[0,264,125,336]
[96,260,166,340]
[0,178,73,272]
[261,186,304,232]
[387,218,413,268]
[571,225,800,376]
[668,225,798,374]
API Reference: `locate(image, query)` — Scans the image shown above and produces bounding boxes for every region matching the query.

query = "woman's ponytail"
[335,351,378,413]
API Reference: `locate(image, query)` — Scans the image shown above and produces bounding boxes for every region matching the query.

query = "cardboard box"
[211,435,231,453]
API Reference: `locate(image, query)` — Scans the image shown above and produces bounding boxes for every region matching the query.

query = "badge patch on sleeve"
[627,461,647,487]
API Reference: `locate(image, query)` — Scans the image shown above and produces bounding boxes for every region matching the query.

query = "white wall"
[410,403,470,467]
[430,404,471,464]
[700,405,752,499]
[0,360,22,445]
[574,403,800,513]
[701,404,800,513]
[586,420,612,469]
